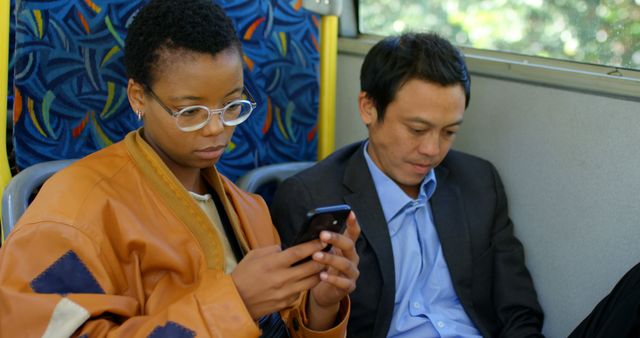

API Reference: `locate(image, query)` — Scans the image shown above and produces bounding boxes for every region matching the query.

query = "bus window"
[359,0,640,71]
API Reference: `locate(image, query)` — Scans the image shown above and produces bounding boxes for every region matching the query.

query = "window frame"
[338,34,640,102]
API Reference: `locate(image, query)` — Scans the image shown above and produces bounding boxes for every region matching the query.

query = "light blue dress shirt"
[363,144,482,338]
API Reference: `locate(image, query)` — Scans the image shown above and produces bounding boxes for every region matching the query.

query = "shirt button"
[412,302,420,309]
[437,321,445,328]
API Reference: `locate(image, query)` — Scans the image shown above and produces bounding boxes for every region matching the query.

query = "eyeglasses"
[144,85,257,132]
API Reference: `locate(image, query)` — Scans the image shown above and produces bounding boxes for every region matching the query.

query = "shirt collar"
[363,141,437,223]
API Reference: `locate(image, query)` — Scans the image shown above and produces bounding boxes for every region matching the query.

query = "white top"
[189,191,238,274]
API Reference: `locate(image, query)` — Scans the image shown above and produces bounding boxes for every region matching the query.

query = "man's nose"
[418,133,440,157]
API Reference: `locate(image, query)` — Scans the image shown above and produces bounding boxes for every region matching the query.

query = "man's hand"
[307,212,361,330]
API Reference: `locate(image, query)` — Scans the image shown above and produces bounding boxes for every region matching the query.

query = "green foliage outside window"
[360,0,640,70]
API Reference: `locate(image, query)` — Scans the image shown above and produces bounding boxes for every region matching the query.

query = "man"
[271,33,544,337]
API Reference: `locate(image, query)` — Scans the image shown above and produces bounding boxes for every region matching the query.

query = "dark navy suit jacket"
[271,141,544,338]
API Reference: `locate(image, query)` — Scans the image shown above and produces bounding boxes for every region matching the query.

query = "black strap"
[208,185,245,262]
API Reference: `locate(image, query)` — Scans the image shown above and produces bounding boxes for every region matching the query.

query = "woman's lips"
[195,145,226,160]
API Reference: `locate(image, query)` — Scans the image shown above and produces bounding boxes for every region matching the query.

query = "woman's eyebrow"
[167,95,204,102]
[168,87,244,102]
[225,87,243,97]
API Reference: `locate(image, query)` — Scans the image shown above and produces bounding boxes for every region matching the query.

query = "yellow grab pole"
[1,0,11,242]
[317,15,338,160]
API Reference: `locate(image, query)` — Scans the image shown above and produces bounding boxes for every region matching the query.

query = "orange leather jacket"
[0,130,348,337]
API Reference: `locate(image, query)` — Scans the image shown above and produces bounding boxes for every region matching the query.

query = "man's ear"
[127,79,146,114]
[358,92,377,126]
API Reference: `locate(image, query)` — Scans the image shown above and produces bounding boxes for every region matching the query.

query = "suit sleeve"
[271,177,352,337]
[0,222,263,338]
[490,165,545,337]
[271,175,316,248]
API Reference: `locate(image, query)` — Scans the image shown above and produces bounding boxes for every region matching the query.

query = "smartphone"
[284,204,351,264]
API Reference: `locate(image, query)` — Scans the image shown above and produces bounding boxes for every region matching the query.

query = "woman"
[0,1,359,336]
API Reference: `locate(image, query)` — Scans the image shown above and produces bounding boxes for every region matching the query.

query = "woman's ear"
[127,79,146,114]
[358,92,377,126]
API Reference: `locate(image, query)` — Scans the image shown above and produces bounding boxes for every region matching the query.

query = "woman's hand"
[231,240,326,319]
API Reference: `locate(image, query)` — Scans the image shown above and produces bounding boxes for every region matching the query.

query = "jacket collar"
[342,142,397,336]
[124,130,250,270]
[430,159,474,311]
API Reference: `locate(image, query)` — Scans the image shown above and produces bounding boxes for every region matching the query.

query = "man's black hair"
[124,0,241,86]
[360,32,471,121]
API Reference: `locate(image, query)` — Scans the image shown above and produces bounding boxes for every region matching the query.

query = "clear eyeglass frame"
[144,84,257,132]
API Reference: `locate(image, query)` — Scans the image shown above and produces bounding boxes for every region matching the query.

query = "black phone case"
[284,204,351,265]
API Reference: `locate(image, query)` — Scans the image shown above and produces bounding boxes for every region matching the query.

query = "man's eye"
[409,126,425,134]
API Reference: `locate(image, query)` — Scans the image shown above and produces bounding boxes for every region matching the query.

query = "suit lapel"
[343,144,396,336]
[430,164,475,312]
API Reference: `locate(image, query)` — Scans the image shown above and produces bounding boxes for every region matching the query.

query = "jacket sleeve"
[1,213,349,337]
[0,222,261,338]
[284,292,350,338]
[490,165,545,337]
